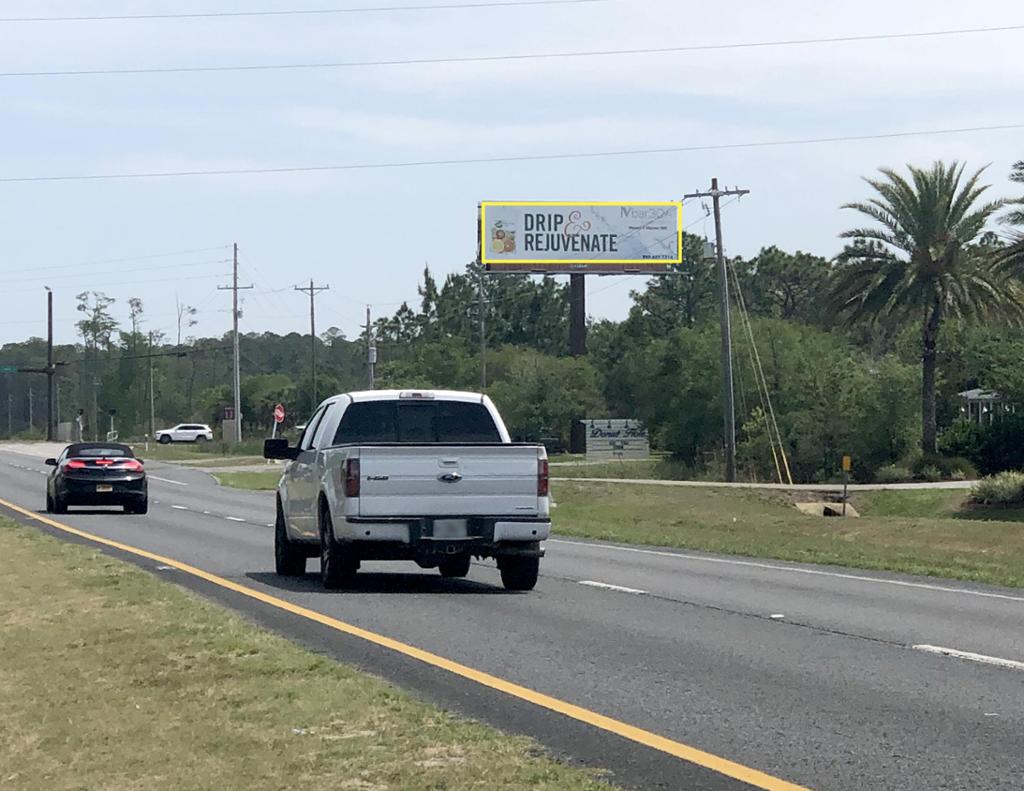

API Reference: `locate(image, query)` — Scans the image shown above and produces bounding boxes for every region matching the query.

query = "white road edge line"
[579,580,647,595]
[148,475,188,486]
[225,516,246,522]
[549,539,1024,603]
[913,645,1024,672]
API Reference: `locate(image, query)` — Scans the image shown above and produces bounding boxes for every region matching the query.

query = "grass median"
[553,481,1024,588]
[0,519,613,791]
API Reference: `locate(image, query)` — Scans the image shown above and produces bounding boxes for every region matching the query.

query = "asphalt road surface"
[2,445,1022,791]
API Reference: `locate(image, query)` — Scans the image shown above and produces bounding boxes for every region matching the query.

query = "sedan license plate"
[96,484,113,493]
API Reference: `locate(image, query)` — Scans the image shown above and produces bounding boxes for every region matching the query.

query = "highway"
[2,444,1022,791]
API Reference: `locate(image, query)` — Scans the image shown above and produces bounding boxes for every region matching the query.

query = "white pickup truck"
[263,390,550,591]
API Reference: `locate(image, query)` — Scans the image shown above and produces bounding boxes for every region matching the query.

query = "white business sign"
[585,418,651,461]
[481,202,682,272]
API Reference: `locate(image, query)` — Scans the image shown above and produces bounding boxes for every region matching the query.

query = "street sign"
[273,403,286,424]
[842,455,852,472]
[224,406,236,421]
[0,365,17,373]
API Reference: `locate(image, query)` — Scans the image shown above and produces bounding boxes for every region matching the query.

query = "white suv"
[155,423,214,444]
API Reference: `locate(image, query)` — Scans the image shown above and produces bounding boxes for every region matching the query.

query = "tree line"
[2,159,1022,482]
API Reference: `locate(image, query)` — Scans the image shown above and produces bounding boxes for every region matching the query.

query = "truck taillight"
[344,459,360,497]
[538,459,549,497]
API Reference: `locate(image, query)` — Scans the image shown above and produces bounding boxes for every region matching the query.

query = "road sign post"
[842,455,852,516]
[271,403,285,440]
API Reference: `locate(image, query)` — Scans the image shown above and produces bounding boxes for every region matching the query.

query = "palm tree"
[830,161,1022,454]
[997,161,1024,275]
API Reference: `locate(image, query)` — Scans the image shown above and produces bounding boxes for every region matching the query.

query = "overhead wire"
[3,24,1022,77]
[0,0,606,23]
[4,123,1021,184]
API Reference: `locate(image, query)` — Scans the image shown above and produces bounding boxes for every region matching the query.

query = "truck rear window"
[333,401,502,444]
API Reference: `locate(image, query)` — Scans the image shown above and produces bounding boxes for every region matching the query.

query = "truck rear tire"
[439,555,471,579]
[498,556,539,591]
[319,505,357,589]
[275,500,306,576]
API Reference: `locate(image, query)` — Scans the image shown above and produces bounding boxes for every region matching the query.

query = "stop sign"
[273,403,286,424]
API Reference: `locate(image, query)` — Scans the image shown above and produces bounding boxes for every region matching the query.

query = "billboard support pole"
[569,274,587,453]
[684,180,750,483]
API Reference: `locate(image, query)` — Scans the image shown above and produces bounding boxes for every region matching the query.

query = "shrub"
[975,416,1024,475]
[939,420,984,460]
[971,471,1024,505]
[909,453,979,481]
[874,465,912,484]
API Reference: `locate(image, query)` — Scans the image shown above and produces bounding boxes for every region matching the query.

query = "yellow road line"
[0,497,811,791]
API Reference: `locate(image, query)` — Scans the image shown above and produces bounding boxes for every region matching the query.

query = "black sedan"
[45,442,148,514]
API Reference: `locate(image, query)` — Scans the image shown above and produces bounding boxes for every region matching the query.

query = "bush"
[974,416,1024,475]
[908,453,979,481]
[939,420,984,460]
[874,465,912,484]
[971,471,1024,505]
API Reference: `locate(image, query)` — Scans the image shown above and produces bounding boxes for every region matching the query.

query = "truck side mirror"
[264,438,298,461]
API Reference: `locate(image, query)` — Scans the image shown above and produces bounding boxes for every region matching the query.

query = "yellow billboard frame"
[480,200,684,266]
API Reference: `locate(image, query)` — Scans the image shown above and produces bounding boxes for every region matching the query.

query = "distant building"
[958,389,1015,424]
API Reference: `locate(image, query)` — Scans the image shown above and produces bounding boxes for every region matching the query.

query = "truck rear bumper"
[334,516,550,547]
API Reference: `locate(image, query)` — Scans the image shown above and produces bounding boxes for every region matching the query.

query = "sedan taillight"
[538,459,550,497]
[343,458,360,497]
[116,459,145,472]
[65,459,88,469]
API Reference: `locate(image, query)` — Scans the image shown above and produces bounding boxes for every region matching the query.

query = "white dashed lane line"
[148,475,188,486]
[171,505,189,511]
[578,580,647,595]
[225,516,246,523]
[913,645,1024,672]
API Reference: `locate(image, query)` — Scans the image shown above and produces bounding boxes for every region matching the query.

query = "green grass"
[132,439,268,461]
[215,470,281,490]
[552,458,693,481]
[552,481,1024,588]
[0,519,613,791]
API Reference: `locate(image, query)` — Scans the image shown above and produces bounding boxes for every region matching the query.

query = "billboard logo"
[490,219,516,254]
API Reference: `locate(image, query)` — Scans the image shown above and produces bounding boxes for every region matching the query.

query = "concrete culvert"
[795,502,860,518]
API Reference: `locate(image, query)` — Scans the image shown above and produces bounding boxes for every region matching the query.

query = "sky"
[1,0,1022,347]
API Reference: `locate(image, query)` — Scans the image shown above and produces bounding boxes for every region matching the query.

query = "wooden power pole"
[294,279,330,412]
[683,179,750,482]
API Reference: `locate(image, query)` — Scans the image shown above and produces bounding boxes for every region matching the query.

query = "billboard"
[480,201,682,274]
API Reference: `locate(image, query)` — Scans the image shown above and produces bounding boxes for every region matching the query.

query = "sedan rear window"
[333,401,501,444]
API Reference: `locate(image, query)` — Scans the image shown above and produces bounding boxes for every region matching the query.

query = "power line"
[0,0,603,23]
[3,258,230,285]
[18,245,232,272]
[3,23,1021,78]
[4,123,1021,184]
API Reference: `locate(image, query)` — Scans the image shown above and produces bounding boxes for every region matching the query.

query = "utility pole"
[294,279,330,412]
[93,378,99,441]
[7,392,12,437]
[148,331,156,440]
[218,243,253,443]
[365,306,376,389]
[28,387,34,431]
[45,287,55,441]
[684,179,750,482]
[478,267,487,390]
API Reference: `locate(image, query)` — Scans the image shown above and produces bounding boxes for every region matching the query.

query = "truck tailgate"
[356,445,541,518]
